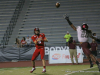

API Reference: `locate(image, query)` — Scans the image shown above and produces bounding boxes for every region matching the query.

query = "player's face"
[94,34,96,36]
[22,37,25,40]
[92,39,95,42]
[35,31,39,35]
[27,37,29,39]
[82,25,88,30]
[16,38,18,41]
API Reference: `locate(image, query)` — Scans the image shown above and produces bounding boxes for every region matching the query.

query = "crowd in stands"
[14,35,34,48]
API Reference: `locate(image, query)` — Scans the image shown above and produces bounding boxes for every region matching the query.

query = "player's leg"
[31,60,35,69]
[69,49,74,64]
[42,59,46,72]
[73,49,78,64]
[90,54,100,71]
[86,55,94,68]
[40,48,46,73]
[94,51,97,59]
[85,50,100,71]
[66,42,68,46]
[81,46,94,68]
[30,49,39,73]
[91,51,96,60]
[30,60,36,73]
[42,59,46,66]
[90,54,99,65]
[87,43,99,66]
[81,43,100,71]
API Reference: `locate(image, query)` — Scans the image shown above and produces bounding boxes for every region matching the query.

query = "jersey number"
[81,34,88,38]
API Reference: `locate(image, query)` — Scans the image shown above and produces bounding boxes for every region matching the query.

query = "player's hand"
[63,14,69,20]
[37,38,42,42]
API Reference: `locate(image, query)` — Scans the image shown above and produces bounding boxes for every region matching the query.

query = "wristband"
[35,40,38,44]
[67,19,72,25]
[42,39,44,42]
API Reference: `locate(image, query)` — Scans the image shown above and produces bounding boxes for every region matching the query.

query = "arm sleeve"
[76,26,81,31]
[43,33,46,40]
[31,36,35,42]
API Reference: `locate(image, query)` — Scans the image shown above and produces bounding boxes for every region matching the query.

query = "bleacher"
[17,0,100,46]
[0,0,19,44]
[0,0,100,61]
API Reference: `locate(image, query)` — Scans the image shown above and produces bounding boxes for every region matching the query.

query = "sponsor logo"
[62,53,81,59]
[52,53,61,60]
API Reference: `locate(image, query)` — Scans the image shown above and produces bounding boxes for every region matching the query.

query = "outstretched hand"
[63,14,76,31]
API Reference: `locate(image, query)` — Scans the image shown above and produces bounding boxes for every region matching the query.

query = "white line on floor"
[65,66,98,75]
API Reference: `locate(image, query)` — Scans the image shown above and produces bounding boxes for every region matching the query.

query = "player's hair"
[23,37,25,41]
[69,37,73,43]
[34,27,40,35]
[93,33,96,36]
[16,38,20,44]
[34,27,40,32]
[81,23,90,37]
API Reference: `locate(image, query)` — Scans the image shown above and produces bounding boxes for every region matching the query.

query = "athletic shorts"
[91,51,97,56]
[31,47,45,61]
[81,42,91,56]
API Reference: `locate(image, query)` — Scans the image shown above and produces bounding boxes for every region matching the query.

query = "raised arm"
[88,30,99,41]
[64,14,76,31]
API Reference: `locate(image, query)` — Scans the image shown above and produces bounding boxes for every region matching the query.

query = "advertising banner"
[49,46,83,64]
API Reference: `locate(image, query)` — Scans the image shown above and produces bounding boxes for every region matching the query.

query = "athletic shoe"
[42,69,46,73]
[30,68,36,73]
[90,63,94,68]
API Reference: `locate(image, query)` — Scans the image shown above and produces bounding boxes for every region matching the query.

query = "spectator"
[90,39,98,59]
[93,33,97,38]
[26,35,32,47]
[21,37,26,47]
[15,38,20,48]
[93,33,100,44]
[64,31,71,46]
[68,37,78,64]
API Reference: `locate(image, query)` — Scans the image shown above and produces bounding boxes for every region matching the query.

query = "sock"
[33,66,35,68]
[89,59,92,64]
[96,61,99,65]
[43,66,46,69]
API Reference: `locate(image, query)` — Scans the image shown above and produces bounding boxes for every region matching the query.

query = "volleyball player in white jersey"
[64,14,100,71]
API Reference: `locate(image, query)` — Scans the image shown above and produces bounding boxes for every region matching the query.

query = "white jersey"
[26,38,31,44]
[77,26,89,42]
